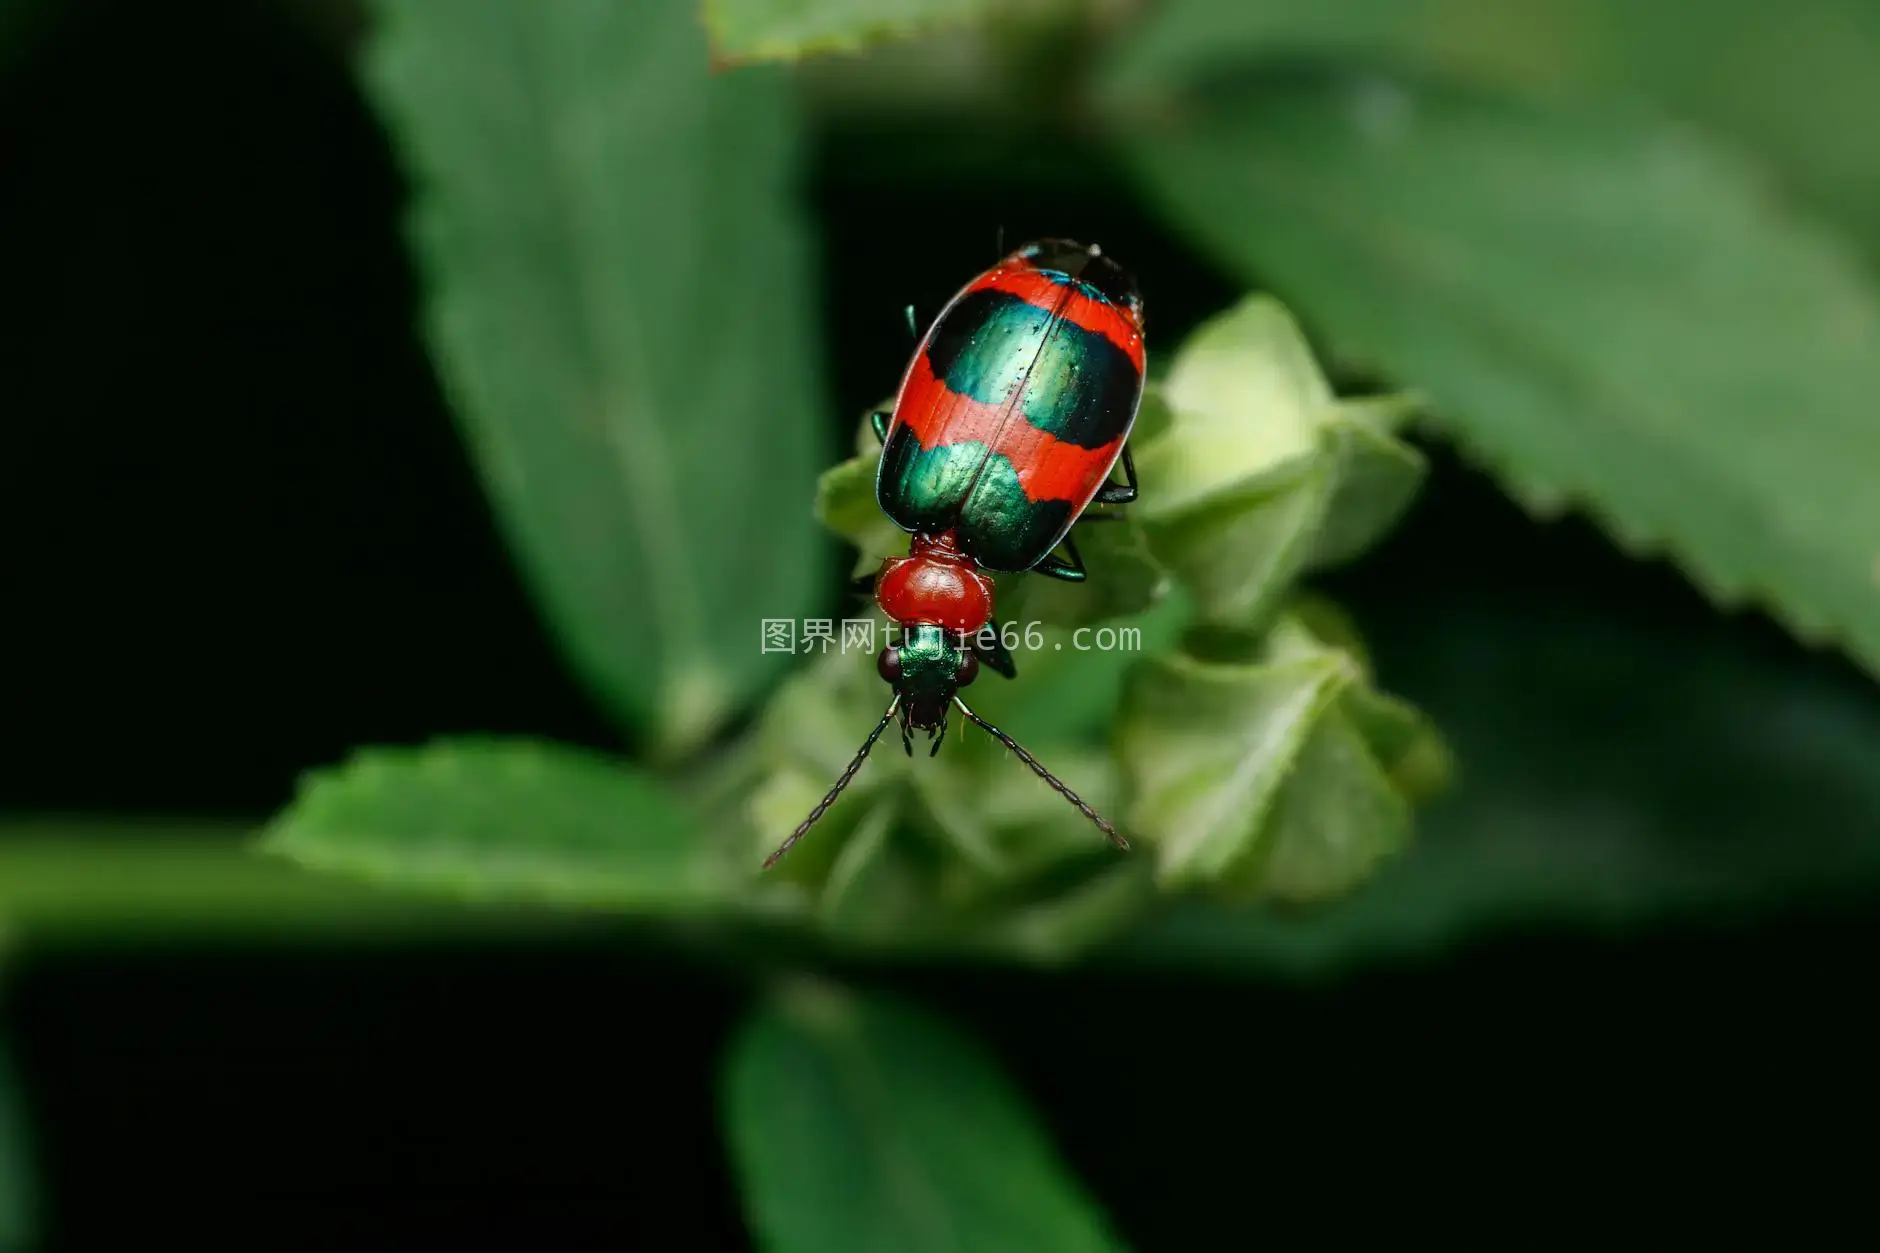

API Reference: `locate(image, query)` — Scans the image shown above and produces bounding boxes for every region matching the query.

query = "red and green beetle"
[765,239,1146,869]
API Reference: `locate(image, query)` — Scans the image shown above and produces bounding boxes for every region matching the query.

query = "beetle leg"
[870,410,892,445]
[1093,443,1138,506]
[1032,532,1089,583]
[974,621,1018,680]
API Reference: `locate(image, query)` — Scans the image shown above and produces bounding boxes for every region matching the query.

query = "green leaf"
[746,643,1135,897]
[702,0,1000,65]
[815,452,906,580]
[363,0,829,759]
[961,860,1156,967]
[1116,611,1433,899]
[1248,703,1412,902]
[1307,397,1427,571]
[811,797,921,937]
[1111,586,1880,980]
[1115,647,1352,890]
[993,513,1170,631]
[1127,298,1424,629]
[1141,457,1334,629]
[915,739,1121,882]
[1120,67,1880,683]
[744,646,904,876]
[261,738,730,911]
[748,754,1146,963]
[1132,301,1325,522]
[1104,0,1880,256]
[960,594,1189,742]
[0,1041,34,1253]
[722,982,1128,1253]
[1339,682,1453,803]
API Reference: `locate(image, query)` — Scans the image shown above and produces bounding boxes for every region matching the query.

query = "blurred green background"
[5,0,1880,1247]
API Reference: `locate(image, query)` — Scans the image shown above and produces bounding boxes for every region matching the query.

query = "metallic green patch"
[1017,327,1141,452]
[892,621,971,728]
[877,431,983,534]
[925,289,1052,409]
[878,430,1076,572]
[896,622,961,686]
[925,288,1140,452]
[957,452,1075,573]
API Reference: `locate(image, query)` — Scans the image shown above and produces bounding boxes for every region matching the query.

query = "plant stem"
[0,818,598,951]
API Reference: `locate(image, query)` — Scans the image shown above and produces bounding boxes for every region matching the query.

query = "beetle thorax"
[873,531,994,635]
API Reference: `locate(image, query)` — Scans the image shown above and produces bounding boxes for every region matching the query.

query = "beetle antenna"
[764,696,902,870]
[953,697,1129,850]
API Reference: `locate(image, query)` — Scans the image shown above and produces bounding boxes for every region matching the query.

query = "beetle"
[764,239,1146,870]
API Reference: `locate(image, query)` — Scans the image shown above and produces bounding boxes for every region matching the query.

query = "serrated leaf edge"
[702,0,999,68]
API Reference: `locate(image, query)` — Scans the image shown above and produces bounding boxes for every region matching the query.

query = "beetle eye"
[877,647,902,683]
[955,650,980,686]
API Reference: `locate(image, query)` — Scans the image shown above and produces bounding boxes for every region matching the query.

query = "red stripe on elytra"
[969,266,1145,371]
[895,354,1122,506]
